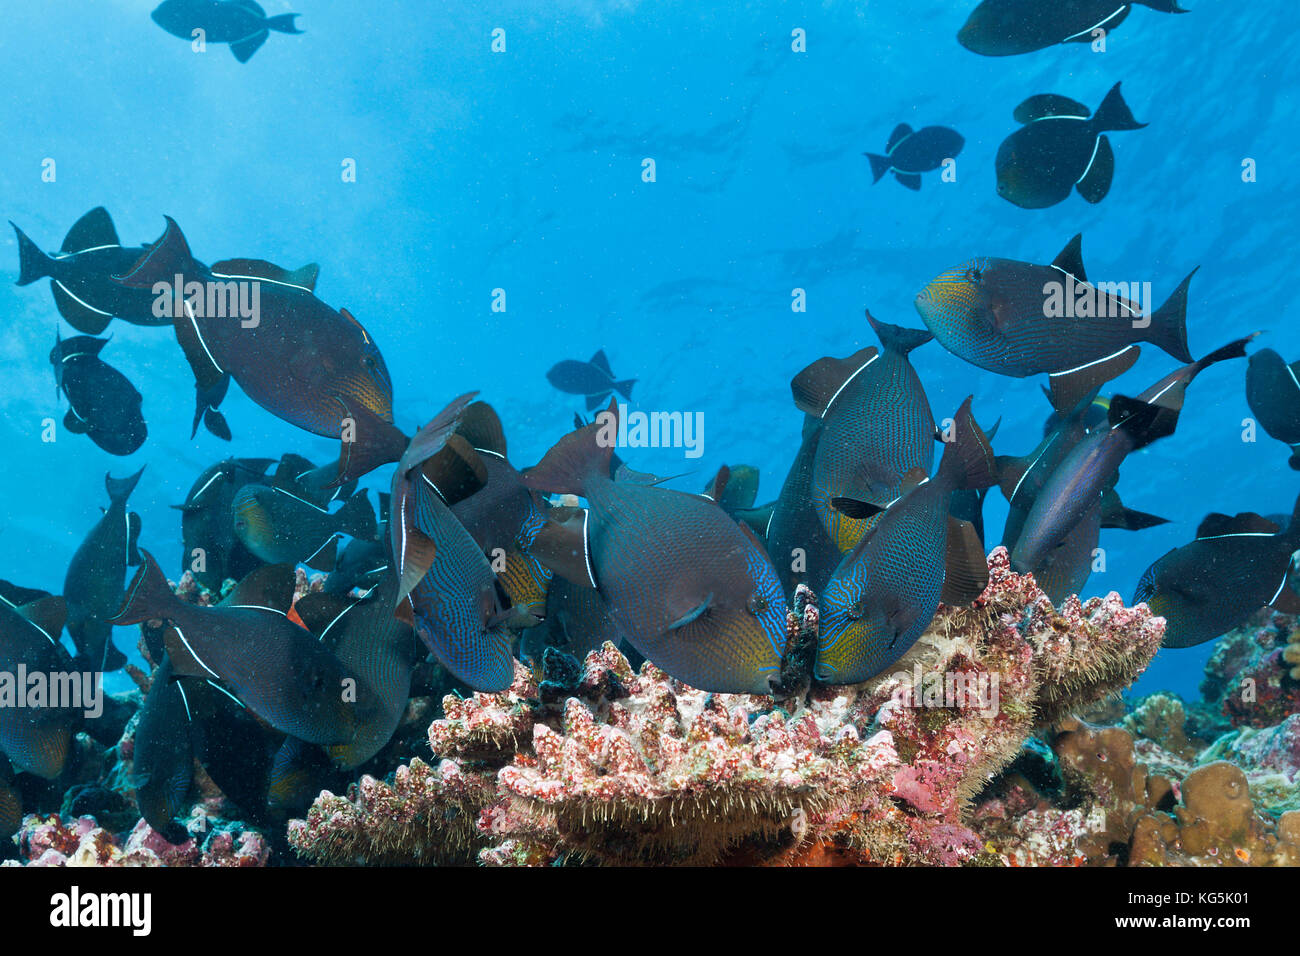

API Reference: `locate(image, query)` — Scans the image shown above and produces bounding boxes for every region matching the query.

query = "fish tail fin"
[613,379,636,401]
[265,13,303,33]
[337,491,378,542]
[521,401,616,496]
[866,309,933,355]
[334,400,410,485]
[113,216,194,289]
[864,153,891,184]
[10,223,52,286]
[111,551,176,626]
[1133,0,1187,11]
[106,465,146,507]
[1093,82,1146,133]
[1144,268,1196,362]
[190,373,231,440]
[938,397,996,492]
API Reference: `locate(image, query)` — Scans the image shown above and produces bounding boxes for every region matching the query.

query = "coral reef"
[1201,610,1300,729]
[8,809,268,867]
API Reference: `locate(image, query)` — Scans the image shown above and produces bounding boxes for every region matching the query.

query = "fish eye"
[747,593,768,615]
[848,600,866,620]
[968,266,983,282]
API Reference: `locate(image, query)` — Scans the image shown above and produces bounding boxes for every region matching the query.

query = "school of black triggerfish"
[3,0,1299,837]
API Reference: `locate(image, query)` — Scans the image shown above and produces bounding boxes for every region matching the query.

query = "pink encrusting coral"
[288,548,1169,866]
[8,812,268,867]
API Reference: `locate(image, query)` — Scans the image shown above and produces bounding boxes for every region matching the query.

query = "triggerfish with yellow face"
[816,397,996,684]
[795,311,936,552]
[915,234,1196,379]
[522,403,788,695]
[1135,495,1300,649]
[112,217,406,480]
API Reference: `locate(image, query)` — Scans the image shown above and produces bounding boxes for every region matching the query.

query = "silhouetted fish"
[113,554,366,746]
[546,350,636,411]
[794,312,935,551]
[0,592,76,780]
[11,208,177,334]
[152,0,303,62]
[1011,337,1253,579]
[764,416,841,596]
[232,484,376,571]
[817,398,996,684]
[995,83,1146,208]
[865,125,964,190]
[1136,497,1300,648]
[50,332,147,456]
[175,456,276,591]
[1246,348,1300,468]
[523,405,788,694]
[64,468,145,671]
[113,218,406,480]
[959,0,1186,57]
[915,234,1195,378]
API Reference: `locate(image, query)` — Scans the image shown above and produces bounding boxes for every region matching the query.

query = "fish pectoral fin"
[302,535,339,573]
[790,347,878,417]
[50,281,114,335]
[222,563,297,613]
[528,508,597,589]
[941,517,990,607]
[62,409,89,434]
[1075,135,1115,204]
[830,496,885,521]
[396,528,438,603]
[667,593,714,631]
[1047,345,1138,414]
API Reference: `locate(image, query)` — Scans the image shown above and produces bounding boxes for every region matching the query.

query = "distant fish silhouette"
[959,0,1186,58]
[152,0,303,62]
[995,83,1146,209]
[1246,349,1300,468]
[865,125,964,191]
[546,350,635,411]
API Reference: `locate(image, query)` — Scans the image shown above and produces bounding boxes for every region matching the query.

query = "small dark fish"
[0,592,76,779]
[546,349,636,411]
[232,484,376,571]
[1010,337,1253,579]
[959,0,1186,57]
[916,234,1195,378]
[113,218,406,480]
[11,208,178,334]
[995,82,1146,208]
[523,405,788,694]
[794,312,935,551]
[64,468,145,671]
[817,398,996,684]
[1246,348,1300,468]
[130,657,196,843]
[50,332,147,456]
[175,456,276,591]
[1136,498,1300,649]
[702,464,761,517]
[865,125,964,191]
[152,0,303,62]
[390,394,515,692]
[324,493,391,597]
[113,553,366,746]
[295,568,419,769]
[764,416,842,596]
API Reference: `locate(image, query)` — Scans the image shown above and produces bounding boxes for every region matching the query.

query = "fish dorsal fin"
[456,401,508,457]
[940,517,988,607]
[18,595,67,643]
[886,124,913,153]
[1047,345,1138,413]
[791,346,879,417]
[233,0,268,17]
[1014,94,1091,125]
[420,434,488,506]
[589,349,613,377]
[1195,512,1279,539]
[867,310,932,355]
[0,580,51,609]
[293,592,356,639]
[211,259,318,292]
[275,453,317,485]
[529,507,597,589]
[1049,234,1088,282]
[221,563,297,614]
[114,217,192,289]
[62,207,120,253]
[704,464,730,503]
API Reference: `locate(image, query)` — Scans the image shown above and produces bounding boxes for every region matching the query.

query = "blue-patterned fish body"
[522,408,788,694]
[817,398,995,684]
[797,313,935,552]
[11,208,176,333]
[64,468,145,671]
[915,234,1195,377]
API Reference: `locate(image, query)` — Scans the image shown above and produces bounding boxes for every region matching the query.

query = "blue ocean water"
[1,0,1294,701]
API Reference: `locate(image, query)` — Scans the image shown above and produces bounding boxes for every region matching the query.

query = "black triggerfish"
[50,331,147,456]
[1246,348,1300,468]
[959,0,1187,58]
[865,125,964,191]
[152,0,303,62]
